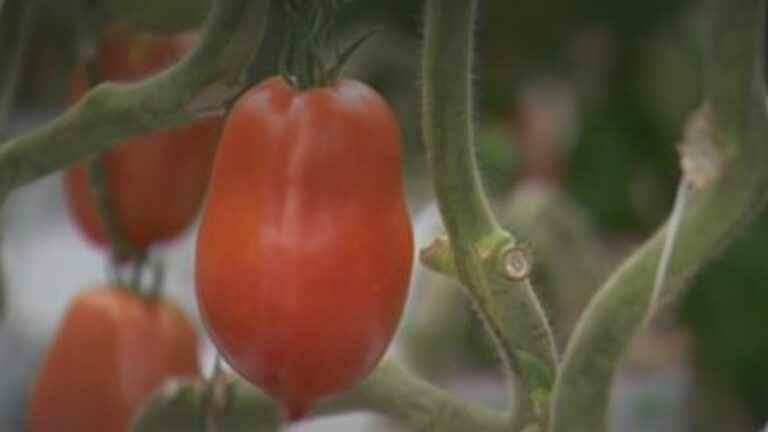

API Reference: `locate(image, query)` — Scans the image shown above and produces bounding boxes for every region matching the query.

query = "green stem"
[280,0,344,89]
[0,0,271,197]
[133,360,510,432]
[422,0,498,242]
[551,1,768,430]
[87,155,142,268]
[421,0,556,429]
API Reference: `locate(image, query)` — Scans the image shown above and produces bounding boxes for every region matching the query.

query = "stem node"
[499,245,533,281]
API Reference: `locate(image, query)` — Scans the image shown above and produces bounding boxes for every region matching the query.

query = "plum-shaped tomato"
[196,77,413,420]
[28,288,200,431]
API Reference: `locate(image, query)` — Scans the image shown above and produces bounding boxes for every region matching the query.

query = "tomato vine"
[0,0,766,431]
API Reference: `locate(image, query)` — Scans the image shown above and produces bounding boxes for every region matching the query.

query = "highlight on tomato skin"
[63,25,223,256]
[195,76,414,421]
[27,288,200,432]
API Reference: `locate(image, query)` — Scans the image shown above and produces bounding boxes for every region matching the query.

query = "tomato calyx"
[278,0,375,90]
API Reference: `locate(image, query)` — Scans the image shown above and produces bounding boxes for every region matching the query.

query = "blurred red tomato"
[196,77,413,420]
[28,288,199,431]
[64,26,222,256]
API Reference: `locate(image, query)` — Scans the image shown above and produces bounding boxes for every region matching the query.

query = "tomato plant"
[0,0,764,431]
[27,288,199,431]
[195,76,413,420]
[64,26,222,255]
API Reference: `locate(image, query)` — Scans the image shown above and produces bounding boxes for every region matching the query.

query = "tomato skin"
[64,27,222,253]
[195,77,413,419]
[28,288,199,432]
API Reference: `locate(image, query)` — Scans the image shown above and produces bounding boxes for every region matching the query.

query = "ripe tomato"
[195,77,413,420]
[28,288,199,432]
[64,26,222,255]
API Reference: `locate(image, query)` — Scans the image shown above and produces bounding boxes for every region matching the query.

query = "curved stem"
[133,360,510,432]
[551,1,768,430]
[421,0,557,429]
[422,0,498,242]
[0,0,271,196]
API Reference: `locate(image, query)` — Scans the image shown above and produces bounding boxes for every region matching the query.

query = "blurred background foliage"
[6,0,768,430]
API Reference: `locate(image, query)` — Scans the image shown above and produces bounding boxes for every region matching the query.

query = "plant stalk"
[133,360,510,432]
[421,0,557,429]
[0,0,271,196]
[551,1,768,430]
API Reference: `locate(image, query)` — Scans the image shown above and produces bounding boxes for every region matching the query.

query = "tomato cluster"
[29,26,212,431]
[196,77,413,419]
[30,13,413,429]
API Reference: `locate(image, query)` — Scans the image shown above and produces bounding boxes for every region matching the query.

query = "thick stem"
[133,360,510,432]
[0,0,271,196]
[422,0,498,242]
[551,1,768,430]
[421,0,557,429]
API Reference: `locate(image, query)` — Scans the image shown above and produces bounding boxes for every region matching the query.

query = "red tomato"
[195,77,413,420]
[64,26,222,255]
[28,288,199,432]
